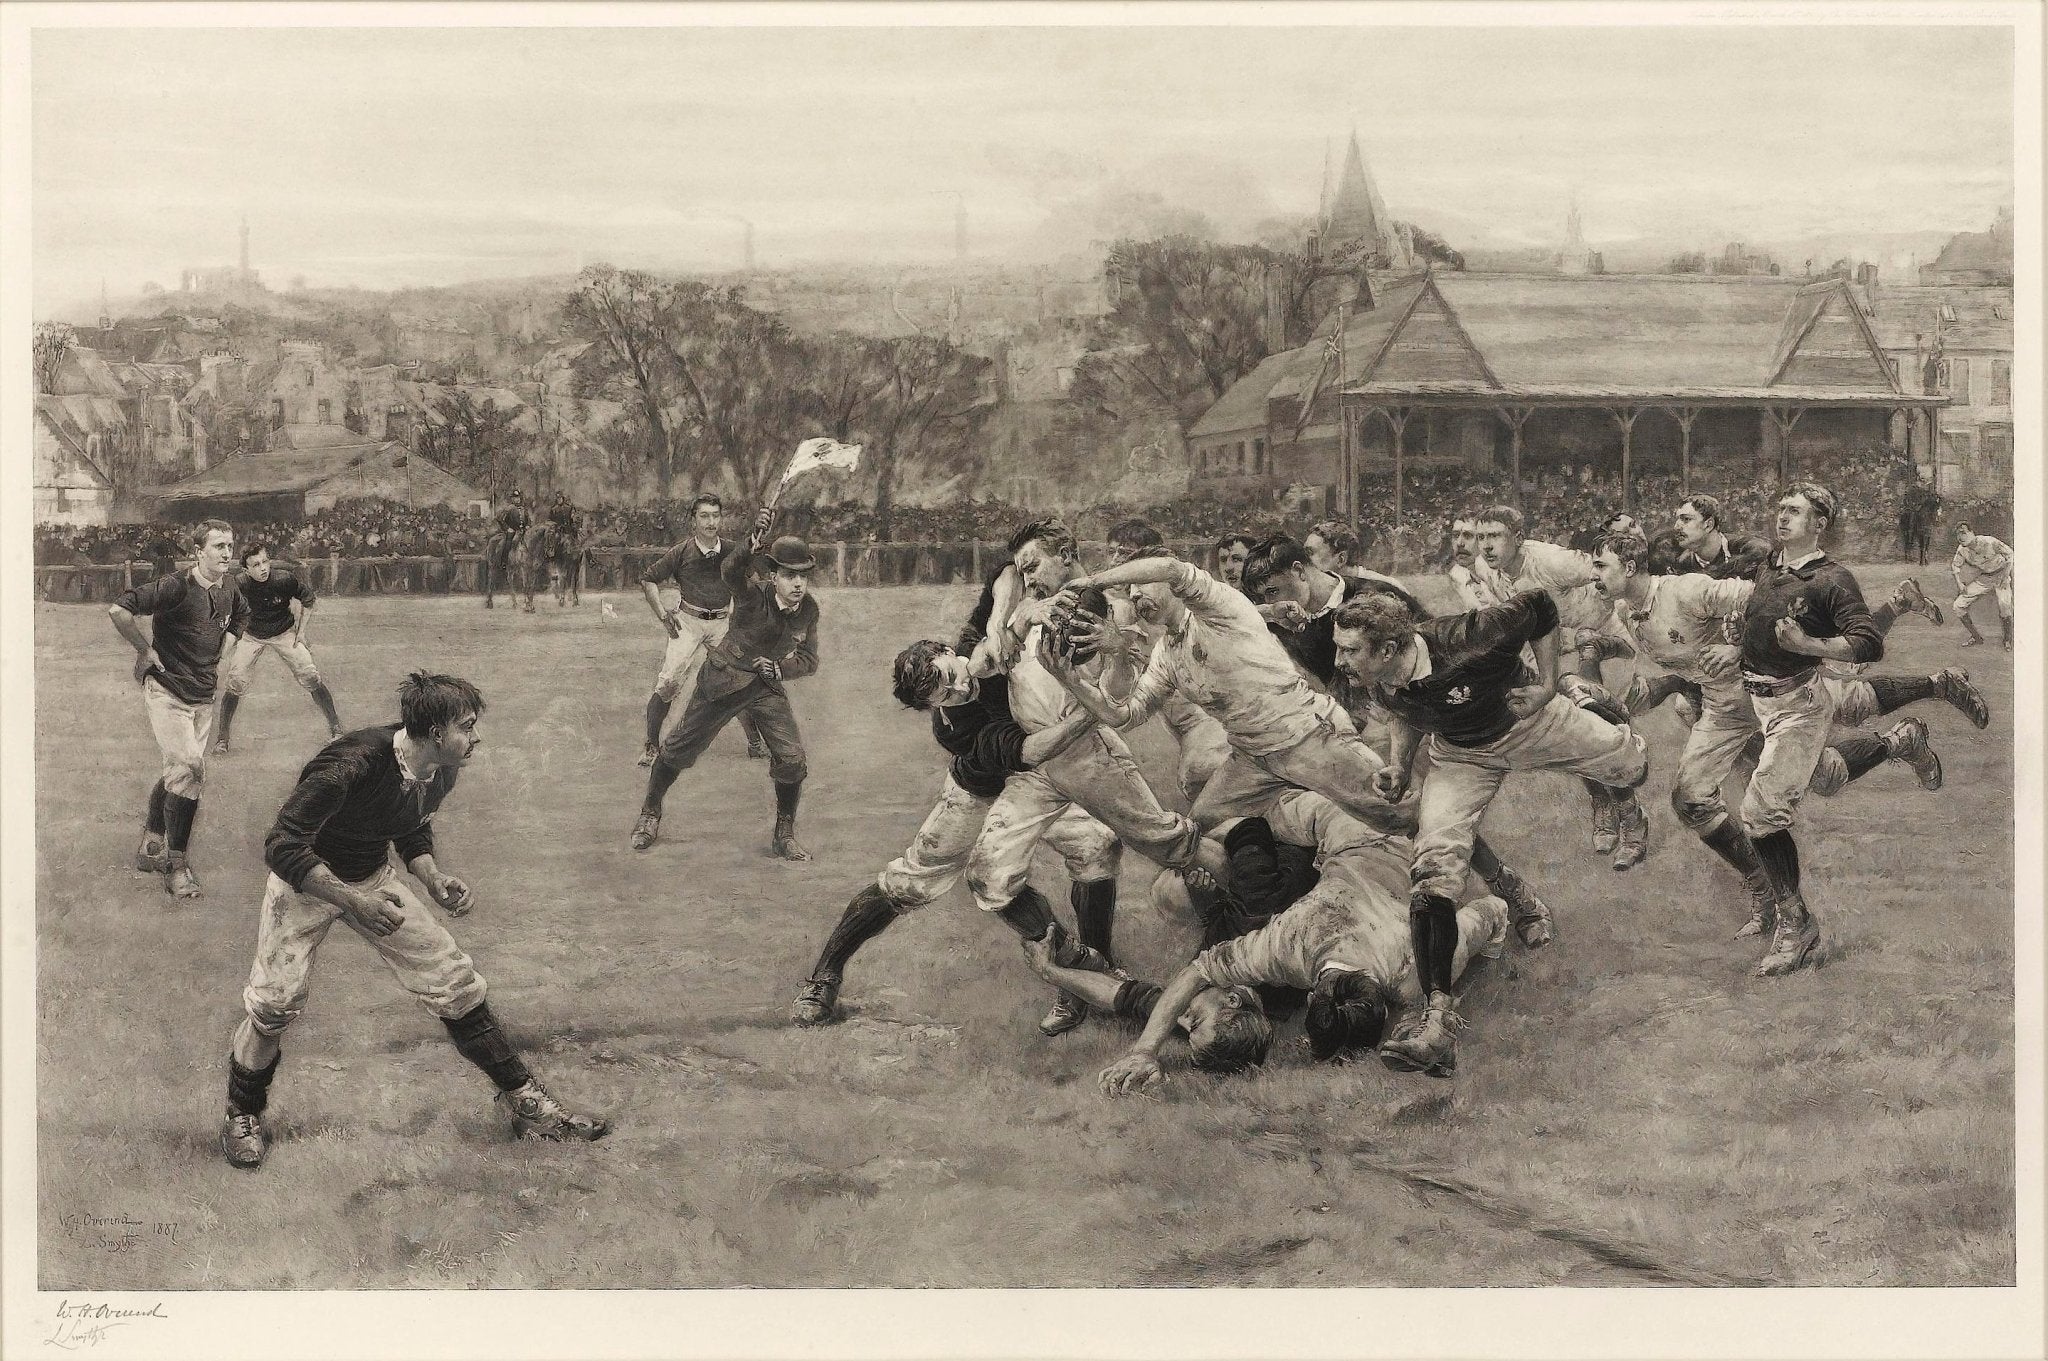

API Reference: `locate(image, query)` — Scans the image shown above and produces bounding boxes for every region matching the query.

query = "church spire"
[1326,130,1398,261]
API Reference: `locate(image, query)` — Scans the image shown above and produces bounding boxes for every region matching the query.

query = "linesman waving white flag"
[782,437,864,487]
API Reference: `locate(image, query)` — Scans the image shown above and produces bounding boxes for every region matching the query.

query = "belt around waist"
[1740,669,1816,698]
[674,599,731,621]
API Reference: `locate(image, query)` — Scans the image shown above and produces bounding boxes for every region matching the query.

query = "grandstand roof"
[1193,272,1941,440]
[157,442,413,498]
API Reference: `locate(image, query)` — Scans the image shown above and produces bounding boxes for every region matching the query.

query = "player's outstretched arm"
[1067,557,1180,593]
[1101,965,1211,1096]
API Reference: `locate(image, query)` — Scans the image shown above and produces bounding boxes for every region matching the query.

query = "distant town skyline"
[32,21,2017,313]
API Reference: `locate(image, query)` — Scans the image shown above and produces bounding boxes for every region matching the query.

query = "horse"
[535,522,586,608]
[482,525,545,612]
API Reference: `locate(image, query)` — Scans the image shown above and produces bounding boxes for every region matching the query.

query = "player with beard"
[1098,520,1233,804]
[1443,510,1511,612]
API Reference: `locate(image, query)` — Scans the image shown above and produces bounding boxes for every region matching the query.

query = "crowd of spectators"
[35,445,2008,575]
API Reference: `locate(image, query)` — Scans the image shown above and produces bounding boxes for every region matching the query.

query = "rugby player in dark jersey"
[789,582,1116,1026]
[109,518,249,899]
[217,542,343,752]
[217,672,609,1169]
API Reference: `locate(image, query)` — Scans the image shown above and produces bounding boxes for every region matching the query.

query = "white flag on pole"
[780,437,863,487]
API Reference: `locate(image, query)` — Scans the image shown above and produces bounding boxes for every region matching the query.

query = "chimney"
[1856,262,1878,315]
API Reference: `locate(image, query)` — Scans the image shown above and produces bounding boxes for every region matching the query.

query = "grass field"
[33,566,2015,1289]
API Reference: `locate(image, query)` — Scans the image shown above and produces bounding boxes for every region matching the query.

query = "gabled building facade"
[1190,272,1949,523]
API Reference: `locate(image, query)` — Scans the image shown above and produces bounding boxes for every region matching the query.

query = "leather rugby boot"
[792,976,841,1026]
[501,1082,610,1141]
[1932,667,1990,729]
[220,1111,269,1169]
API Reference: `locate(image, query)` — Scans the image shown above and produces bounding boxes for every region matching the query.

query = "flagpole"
[1336,307,1354,535]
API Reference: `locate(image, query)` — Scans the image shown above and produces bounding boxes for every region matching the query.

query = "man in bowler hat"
[633,506,822,861]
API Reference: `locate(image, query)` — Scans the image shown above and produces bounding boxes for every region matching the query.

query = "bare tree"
[864,335,994,540]
[1072,237,1278,435]
[34,323,74,395]
[655,283,814,508]
[561,265,679,500]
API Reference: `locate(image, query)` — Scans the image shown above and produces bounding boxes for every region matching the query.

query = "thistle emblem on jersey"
[1447,685,1472,706]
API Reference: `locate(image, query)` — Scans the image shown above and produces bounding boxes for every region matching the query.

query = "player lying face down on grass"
[790,635,1119,1028]
[218,671,609,1171]
[1031,788,1511,1093]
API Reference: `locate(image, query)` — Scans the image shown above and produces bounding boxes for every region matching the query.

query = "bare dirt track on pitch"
[32,572,2015,1287]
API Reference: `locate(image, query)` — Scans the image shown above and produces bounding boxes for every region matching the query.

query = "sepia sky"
[31,21,2017,310]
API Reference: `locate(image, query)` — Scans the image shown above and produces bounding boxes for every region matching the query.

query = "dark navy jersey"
[235,565,316,641]
[114,570,249,704]
[1739,552,1882,679]
[1374,590,1559,748]
[265,724,459,889]
[640,537,737,613]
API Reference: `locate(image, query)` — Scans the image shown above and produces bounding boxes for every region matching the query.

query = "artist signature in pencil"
[44,1300,168,1349]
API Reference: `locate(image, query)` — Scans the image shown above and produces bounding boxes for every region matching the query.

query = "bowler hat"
[760,535,817,573]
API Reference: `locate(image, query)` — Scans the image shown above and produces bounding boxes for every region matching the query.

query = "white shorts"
[879,774,1119,910]
[143,676,216,798]
[1954,574,2013,618]
[654,610,731,702]
[1411,696,1647,899]
[241,866,487,1035]
[225,631,321,695]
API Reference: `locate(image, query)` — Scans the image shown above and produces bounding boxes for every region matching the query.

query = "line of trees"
[560,267,993,538]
